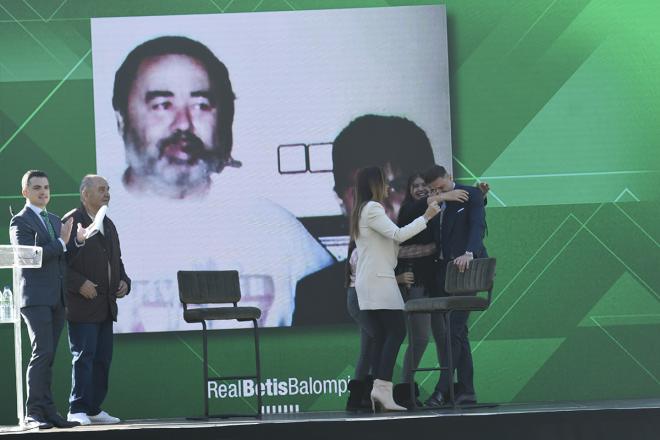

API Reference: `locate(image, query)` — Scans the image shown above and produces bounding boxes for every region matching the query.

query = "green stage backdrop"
[1,0,659,423]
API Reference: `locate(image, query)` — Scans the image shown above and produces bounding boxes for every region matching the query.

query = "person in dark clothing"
[393,173,469,407]
[423,165,489,407]
[393,171,490,407]
[64,175,131,425]
[9,170,85,430]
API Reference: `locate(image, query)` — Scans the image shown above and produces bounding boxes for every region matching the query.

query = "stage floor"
[2,398,659,440]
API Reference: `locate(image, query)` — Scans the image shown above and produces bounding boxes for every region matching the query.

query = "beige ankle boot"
[370,379,407,412]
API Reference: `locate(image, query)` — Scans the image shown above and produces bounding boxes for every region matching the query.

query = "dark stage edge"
[1,398,659,440]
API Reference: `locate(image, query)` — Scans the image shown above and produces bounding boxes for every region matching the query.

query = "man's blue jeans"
[68,319,113,415]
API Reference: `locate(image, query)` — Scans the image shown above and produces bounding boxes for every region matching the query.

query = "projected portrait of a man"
[91,6,453,333]
[112,36,240,199]
[99,35,334,332]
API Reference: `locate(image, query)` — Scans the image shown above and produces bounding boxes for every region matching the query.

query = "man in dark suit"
[63,175,131,426]
[9,170,85,429]
[423,165,487,406]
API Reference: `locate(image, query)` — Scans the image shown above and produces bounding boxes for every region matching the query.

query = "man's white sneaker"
[67,412,92,426]
[87,411,120,425]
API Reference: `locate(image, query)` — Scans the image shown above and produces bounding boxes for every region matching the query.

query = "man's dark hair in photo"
[332,114,436,198]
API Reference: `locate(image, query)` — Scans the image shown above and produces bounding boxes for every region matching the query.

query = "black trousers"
[360,309,406,381]
[431,259,475,395]
[21,302,66,418]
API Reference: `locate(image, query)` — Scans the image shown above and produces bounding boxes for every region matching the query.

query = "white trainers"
[67,412,92,425]
[87,410,120,425]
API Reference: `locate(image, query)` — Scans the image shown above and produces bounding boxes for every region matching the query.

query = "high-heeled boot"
[393,382,422,409]
[370,379,407,412]
[346,379,366,412]
[360,375,374,409]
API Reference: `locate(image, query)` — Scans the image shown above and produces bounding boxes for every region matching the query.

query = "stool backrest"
[177,270,241,305]
[444,258,496,295]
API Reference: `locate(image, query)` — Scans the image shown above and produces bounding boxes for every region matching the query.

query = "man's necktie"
[438,203,446,259]
[39,210,57,241]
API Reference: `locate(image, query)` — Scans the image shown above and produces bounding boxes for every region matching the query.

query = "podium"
[0,245,42,428]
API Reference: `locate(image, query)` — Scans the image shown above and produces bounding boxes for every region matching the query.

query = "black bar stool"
[178,270,263,419]
[404,258,496,409]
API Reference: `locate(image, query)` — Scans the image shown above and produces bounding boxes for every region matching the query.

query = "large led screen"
[91,5,452,333]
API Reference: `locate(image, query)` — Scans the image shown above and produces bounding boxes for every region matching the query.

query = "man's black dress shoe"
[25,414,53,430]
[455,392,477,405]
[47,412,80,428]
[424,390,446,408]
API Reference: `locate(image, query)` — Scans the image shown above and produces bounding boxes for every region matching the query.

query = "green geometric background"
[1,0,659,424]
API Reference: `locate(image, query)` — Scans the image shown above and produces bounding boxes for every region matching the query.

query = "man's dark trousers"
[68,319,113,415]
[430,259,475,396]
[21,302,66,417]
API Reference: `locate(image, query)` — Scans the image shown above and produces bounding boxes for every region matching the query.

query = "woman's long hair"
[397,172,425,226]
[349,166,387,241]
[402,172,424,206]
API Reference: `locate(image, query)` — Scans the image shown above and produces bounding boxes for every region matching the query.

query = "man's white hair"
[80,174,105,201]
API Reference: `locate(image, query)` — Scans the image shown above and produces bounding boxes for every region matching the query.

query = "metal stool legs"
[252,319,262,418]
[198,319,262,419]
[202,320,210,417]
[407,313,418,410]
[407,309,456,409]
[444,310,456,408]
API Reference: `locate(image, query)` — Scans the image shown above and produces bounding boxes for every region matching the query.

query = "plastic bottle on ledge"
[1,286,13,322]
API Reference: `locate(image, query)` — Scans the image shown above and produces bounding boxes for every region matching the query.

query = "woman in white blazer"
[351,166,440,411]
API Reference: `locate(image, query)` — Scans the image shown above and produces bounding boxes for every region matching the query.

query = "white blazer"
[355,201,428,310]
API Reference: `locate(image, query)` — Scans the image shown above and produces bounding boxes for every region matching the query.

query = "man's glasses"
[277,142,333,174]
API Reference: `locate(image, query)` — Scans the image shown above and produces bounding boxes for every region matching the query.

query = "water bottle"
[0,286,7,321]
[1,286,13,322]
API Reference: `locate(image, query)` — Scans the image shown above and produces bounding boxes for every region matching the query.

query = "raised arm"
[466,187,486,254]
[366,202,428,243]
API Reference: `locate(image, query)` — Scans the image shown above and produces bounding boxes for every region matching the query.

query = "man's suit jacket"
[9,206,66,307]
[429,183,487,261]
[355,201,427,310]
[63,205,131,323]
